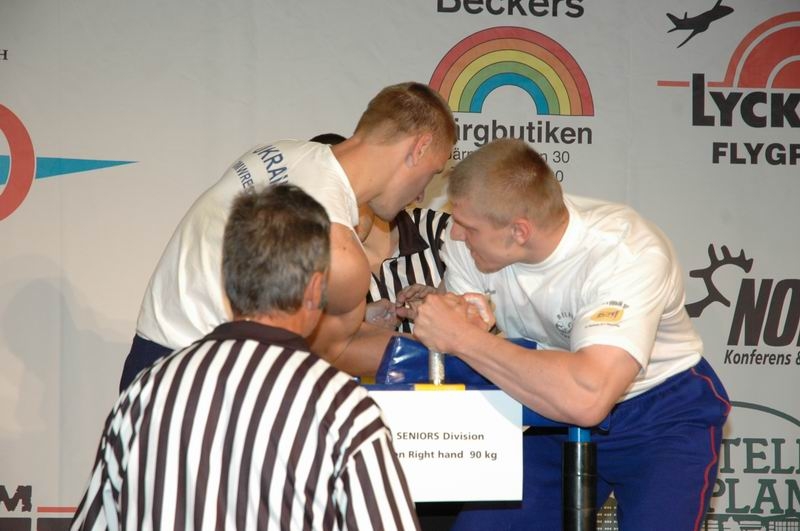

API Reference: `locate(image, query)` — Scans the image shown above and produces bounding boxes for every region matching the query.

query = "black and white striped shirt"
[367,208,450,333]
[71,321,419,531]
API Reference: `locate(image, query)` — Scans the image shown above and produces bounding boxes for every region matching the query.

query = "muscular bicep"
[310,299,367,364]
[325,222,371,316]
[569,343,642,422]
[573,252,673,366]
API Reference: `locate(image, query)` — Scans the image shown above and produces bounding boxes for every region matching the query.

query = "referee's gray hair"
[222,184,331,318]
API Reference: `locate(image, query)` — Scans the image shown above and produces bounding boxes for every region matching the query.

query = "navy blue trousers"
[452,358,730,531]
[119,334,173,391]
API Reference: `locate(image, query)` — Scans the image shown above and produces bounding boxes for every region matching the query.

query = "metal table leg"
[563,426,597,531]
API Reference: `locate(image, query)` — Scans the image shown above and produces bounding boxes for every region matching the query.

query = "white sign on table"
[368,389,523,502]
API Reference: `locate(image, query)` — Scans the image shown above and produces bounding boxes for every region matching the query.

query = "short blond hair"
[448,139,566,229]
[355,82,457,150]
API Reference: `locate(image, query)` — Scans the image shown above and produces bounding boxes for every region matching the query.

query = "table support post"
[563,427,597,531]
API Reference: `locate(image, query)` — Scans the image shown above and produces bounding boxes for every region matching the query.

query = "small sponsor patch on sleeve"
[590,307,624,323]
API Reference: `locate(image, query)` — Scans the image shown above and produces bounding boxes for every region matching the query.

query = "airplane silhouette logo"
[667,0,734,48]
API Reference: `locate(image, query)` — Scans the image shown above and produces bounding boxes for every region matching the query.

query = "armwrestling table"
[365,336,605,531]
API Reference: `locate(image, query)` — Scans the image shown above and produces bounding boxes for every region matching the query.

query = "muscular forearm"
[415,294,639,427]
[450,329,616,426]
[334,322,400,377]
[311,311,398,377]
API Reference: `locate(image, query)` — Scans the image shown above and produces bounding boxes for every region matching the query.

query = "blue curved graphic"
[470,73,550,114]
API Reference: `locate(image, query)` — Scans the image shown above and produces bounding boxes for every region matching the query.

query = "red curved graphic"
[0,105,36,220]
[717,12,800,88]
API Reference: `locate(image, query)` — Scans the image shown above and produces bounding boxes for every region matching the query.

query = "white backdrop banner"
[1,0,798,528]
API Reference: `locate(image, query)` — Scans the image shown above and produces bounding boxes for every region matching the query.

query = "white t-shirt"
[443,194,702,399]
[136,140,359,349]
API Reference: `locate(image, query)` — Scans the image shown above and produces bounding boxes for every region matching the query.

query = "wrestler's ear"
[406,133,433,167]
[510,217,532,245]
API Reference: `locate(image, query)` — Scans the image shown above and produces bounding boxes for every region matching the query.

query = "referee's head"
[222,184,331,331]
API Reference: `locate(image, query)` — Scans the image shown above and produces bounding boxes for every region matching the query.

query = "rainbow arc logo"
[429,26,594,116]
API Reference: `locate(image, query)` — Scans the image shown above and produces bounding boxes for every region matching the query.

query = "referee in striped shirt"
[71,184,420,530]
[364,207,450,334]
